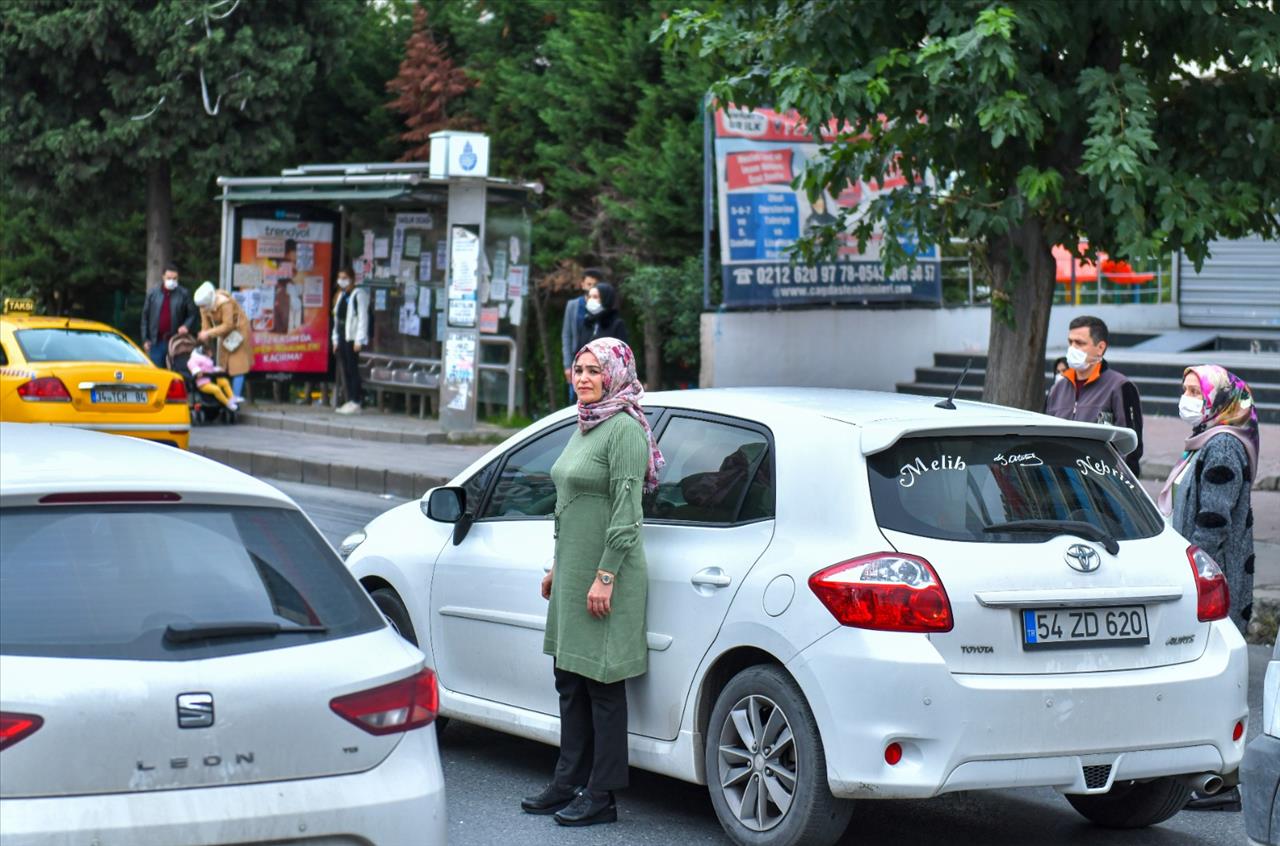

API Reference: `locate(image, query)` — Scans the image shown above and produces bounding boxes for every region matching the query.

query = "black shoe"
[554,789,617,826]
[521,782,581,815]
[1184,786,1242,811]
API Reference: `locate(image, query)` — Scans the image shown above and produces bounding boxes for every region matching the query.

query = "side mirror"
[422,487,465,523]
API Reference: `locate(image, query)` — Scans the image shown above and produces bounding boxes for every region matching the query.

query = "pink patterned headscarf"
[576,337,665,492]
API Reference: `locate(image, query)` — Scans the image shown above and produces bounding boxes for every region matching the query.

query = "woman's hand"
[540,569,553,601]
[198,330,210,342]
[587,577,613,618]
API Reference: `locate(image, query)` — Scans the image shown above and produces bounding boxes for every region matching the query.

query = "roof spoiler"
[860,420,1139,457]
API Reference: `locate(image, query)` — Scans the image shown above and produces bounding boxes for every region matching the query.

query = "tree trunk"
[145,160,172,291]
[981,218,1055,411]
[528,283,560,412]
[643,305,662,390]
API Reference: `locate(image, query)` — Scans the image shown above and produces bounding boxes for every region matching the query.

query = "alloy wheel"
[716,694,797,831]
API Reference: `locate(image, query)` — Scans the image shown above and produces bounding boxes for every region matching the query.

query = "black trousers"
[552,667,629,792]
[336,338,363,406]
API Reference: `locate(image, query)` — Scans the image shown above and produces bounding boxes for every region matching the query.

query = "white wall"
[700,303,1179,391]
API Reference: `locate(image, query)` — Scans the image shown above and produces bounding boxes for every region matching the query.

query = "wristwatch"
[597,571,614,586]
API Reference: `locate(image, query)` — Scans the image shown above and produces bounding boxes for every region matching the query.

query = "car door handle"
[691,567,731,588]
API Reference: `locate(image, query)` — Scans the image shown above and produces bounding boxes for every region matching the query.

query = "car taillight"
[1187,545,1230,622]
[330,668,438,735]
[809,553,953,632]
[165,378,188,402]
[16,377,71,402]
[0,712,43,750]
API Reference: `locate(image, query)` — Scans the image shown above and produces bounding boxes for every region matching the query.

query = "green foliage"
[662,0,1280,278]
[621,256,709,371]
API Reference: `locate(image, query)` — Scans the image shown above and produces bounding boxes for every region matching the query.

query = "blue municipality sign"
[714,106,941,307]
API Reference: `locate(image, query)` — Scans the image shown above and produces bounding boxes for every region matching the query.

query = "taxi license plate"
[1022,606,1149,650]
[92,389,148,404]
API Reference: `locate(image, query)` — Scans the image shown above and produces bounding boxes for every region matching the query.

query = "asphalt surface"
[283,480,1267,846]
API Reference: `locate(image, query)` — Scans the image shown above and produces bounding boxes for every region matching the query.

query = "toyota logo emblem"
[1064,544,1102,573]
[115,370,124,381]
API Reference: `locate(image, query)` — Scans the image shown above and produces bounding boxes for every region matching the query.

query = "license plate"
[91,389,148,404]
[1021,605,1149,650]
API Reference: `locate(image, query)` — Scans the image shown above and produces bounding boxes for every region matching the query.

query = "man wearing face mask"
[1045,314,1144,475]
[331,268,369,415]
[140,265,198,369]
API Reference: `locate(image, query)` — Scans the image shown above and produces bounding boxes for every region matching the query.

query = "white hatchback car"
[0,424,446,846]
[343,388,1247,846]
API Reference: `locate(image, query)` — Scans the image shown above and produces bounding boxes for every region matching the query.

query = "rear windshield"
[0,505,384,660]
[15,328,147,364]
[867,435,1163,543]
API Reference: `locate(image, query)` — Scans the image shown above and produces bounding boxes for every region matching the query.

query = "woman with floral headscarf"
[1159,365,1260,634]
[521,337,663,828]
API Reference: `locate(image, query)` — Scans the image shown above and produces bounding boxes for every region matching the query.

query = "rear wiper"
[981,520,1120,556]
[164,621,328,643]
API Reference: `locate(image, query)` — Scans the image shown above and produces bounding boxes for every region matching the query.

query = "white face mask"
[585,299,603,315]
[163,278,178,291]
[1065,345,1090,372]
[1178,395,1205,424]
[337,276,351,289]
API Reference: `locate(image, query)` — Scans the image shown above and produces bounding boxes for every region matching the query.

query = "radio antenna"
[935,357,973,410]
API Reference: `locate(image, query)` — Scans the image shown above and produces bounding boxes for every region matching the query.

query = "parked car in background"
[0,298,190,449]
[1243,637,1280,844]
[0,424,445,846]
[343,388,1247,846]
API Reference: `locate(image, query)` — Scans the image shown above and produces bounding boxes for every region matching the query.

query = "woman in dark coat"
[1159,364,1260,634]
[582,282,628,345]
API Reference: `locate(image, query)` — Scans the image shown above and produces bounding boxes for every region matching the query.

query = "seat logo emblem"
[177,693,214,728]
[1064,544,1102,573]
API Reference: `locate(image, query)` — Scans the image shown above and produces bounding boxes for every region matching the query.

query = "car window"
[482,424,575,519]
[0,505,384,661]
[867,435,1164,543]
[462,459,499,516]
[15,328,147,364]
[0,341,8,365]
[647,416,770,524]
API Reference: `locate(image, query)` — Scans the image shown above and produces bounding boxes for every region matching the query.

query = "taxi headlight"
[339,529,367,560]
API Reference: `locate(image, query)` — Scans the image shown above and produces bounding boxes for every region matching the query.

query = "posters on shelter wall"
[234,210,337,374]
[714,105,940,307]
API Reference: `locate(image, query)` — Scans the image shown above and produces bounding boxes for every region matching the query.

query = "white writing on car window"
[899,455,967,488]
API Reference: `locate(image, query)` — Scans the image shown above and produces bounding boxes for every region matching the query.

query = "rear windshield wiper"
[981,520,1119,555]
[164,621,328,643]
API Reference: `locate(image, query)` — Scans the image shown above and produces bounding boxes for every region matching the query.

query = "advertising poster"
[714,106,941,307]
[233,207,339,374]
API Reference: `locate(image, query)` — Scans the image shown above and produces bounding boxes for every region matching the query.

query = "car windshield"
[0,505,384,660]
[15,328,147,364]
[867,435,1163,544]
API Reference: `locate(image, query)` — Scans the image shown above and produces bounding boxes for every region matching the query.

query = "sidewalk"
[188,402,503,498]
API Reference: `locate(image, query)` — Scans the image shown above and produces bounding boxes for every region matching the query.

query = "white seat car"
[342,388,1247,846]
[0,424,446,846]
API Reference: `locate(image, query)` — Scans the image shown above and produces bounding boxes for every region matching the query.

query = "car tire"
[1065,777,1192,828]
[368,587,449,736]
[705,665,853,846]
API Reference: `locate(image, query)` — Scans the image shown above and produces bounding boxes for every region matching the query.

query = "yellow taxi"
[0,298,190,449]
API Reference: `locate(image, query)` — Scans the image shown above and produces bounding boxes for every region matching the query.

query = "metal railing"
[940,254,1174,307]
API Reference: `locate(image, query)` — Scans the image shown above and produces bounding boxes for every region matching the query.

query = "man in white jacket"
[331,269,370,414]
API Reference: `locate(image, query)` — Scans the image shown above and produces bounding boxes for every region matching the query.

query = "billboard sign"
[231,205,340,374]
[714,106,941,307]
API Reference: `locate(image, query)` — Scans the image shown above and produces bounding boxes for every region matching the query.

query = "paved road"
[283,480,1263,846]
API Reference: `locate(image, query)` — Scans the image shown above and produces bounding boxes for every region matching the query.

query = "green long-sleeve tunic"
[543,412,649,683]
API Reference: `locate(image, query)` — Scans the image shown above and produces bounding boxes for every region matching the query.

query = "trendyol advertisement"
[714,105,941,307]
[232,206,339,374]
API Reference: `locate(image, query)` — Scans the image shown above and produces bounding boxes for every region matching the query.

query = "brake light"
[330,668,437,735]
[39,491,181,504]
[165,378,188,403]
[0,712,43,750]
[1187,545,1230,622]
[16,377,71,402]
[809,553,953,632]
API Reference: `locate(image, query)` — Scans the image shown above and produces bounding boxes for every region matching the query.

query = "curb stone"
[189,444,449,498]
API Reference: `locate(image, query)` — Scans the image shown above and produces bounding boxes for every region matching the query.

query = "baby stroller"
[169,335,237,424]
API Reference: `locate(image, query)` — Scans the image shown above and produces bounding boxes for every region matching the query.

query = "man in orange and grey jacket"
[1044,314,1144,476]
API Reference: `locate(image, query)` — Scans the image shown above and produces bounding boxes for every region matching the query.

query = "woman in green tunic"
[521,337,664,827]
